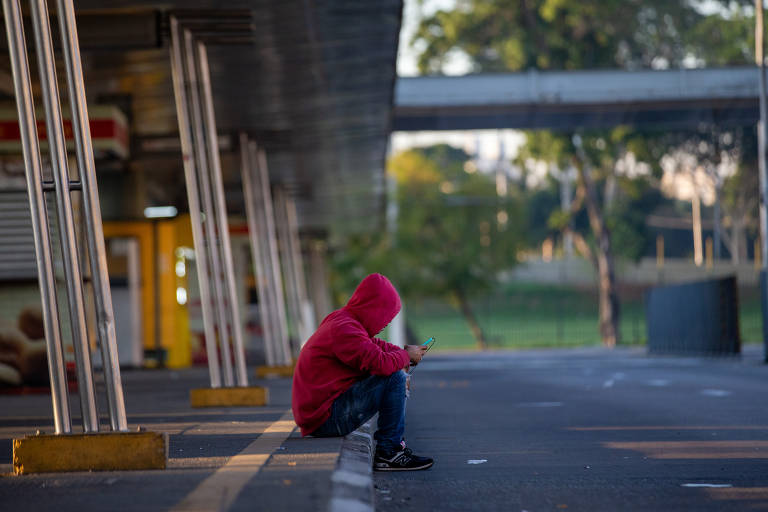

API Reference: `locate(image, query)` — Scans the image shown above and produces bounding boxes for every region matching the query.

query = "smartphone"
[408,337,436,375]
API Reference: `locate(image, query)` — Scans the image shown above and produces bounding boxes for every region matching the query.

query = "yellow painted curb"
[13,431,168,475]
[189,386,269,408]
[255,364,295,378]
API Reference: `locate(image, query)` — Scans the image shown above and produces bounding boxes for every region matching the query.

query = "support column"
[6,1,167,474]
[2,0,71,434]
[196,41,248,387]
[169,17,222,388]
[284,195,315,344]
[181,28,234,387]
[30,0,98,432]
[309,240,333,322]
[252,145,292,366]
[55,0,127,431]
[240,134,277,367]
[756,0,768,363]
[274,187,303,352]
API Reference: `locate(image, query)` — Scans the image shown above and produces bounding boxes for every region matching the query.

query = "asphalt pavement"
[376,345,768,512]
[0,368,349,512]
[2,346,767,511]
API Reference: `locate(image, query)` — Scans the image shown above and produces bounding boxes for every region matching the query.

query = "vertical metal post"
[30,0,98,432]
[285,195,315,343]
[254,148,292,365]
[196,43,248,387]
[248,141,282,366]
[241,135,277,367]
[274,187,302,350]
[55,0,127,431]
[756,0,768,362]
[182,29,234,386]
[169,17,222,388]
[309,240,333,321]
[2,0,71,434]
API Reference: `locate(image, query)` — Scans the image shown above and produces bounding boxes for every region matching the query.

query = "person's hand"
[405,344,428,366]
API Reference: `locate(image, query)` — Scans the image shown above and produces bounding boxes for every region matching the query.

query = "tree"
[410,0,758,346]
[331,145,524,349]
[413,0,735,74]
[518,128,657,346]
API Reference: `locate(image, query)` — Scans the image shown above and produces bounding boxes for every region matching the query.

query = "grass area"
[739,286,763,344]
[405,282,760,351]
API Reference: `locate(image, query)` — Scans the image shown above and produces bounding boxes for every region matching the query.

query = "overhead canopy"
[28,1,403,234]
[394,67,759,132]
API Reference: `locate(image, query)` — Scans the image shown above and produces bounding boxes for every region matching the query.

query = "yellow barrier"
[255,363,295,379]
[13,431,168,474]
[189,386,269,408]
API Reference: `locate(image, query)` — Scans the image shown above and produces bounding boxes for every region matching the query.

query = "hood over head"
[343,273,401,336]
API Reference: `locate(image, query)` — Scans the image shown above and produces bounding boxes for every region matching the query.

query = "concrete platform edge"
[329,420,374,512]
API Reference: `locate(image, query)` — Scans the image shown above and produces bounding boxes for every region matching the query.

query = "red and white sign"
[0,105,129,159]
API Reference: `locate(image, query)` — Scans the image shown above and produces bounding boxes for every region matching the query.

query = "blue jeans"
[311,371,406,454]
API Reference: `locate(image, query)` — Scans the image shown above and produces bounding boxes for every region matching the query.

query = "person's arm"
[332,322,409,376]
[371,337,402,353]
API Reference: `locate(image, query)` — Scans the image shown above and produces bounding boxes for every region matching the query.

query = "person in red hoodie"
[292,273,434,471]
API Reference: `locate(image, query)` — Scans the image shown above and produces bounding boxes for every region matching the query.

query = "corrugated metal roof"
[72,0,402,233]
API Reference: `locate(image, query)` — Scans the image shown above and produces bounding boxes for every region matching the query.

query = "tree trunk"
[729,216,746,265]
[713,184,722,260]
[573,152,621,347]
[454,289,487,350]
[692,194,703,266]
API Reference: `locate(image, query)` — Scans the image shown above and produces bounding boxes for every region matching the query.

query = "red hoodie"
[292,273,410,436]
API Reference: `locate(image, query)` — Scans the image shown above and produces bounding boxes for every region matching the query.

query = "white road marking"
[516,402,563,408]
[467,459,488,464]
[701,389,731,397]
[170,411,295,512]
[648,379,669,387]
[681,483,733,488]
[603,373,625,388]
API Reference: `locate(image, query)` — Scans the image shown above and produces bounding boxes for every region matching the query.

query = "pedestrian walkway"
[0,367,374,512]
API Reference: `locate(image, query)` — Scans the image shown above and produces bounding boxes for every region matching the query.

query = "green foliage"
[413,0,757,74]
[330,145,525,303]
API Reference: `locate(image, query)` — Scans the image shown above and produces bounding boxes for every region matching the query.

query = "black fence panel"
[646,276,740,355]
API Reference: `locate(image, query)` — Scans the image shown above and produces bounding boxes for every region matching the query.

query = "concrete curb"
[328,420,375,512]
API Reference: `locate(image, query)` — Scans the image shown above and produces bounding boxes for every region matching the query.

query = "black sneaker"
[374,447,434,471]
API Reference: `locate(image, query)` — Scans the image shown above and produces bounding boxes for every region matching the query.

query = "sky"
[397,0,465,77]
[391,0,524,164]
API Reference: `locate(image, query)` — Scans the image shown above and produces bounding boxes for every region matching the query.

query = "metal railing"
[2,0,127,433]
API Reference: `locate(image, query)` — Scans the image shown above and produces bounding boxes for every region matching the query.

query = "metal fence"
[406,281,763,350]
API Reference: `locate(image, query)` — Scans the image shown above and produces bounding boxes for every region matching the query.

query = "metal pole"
[285,195,315,343]
[309,240,333,321]
[274,187,302,351]
[249,142,285,366]
[196,43,248,387]
[255,148,293,365]
[30,0,98,432]
[169,17,221,387]
[756,0,768,362]
[182,29,234,386]
[2,0,71,434]
[241,135,277,367]
[55,0,127,431]
[248,141,281,366]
